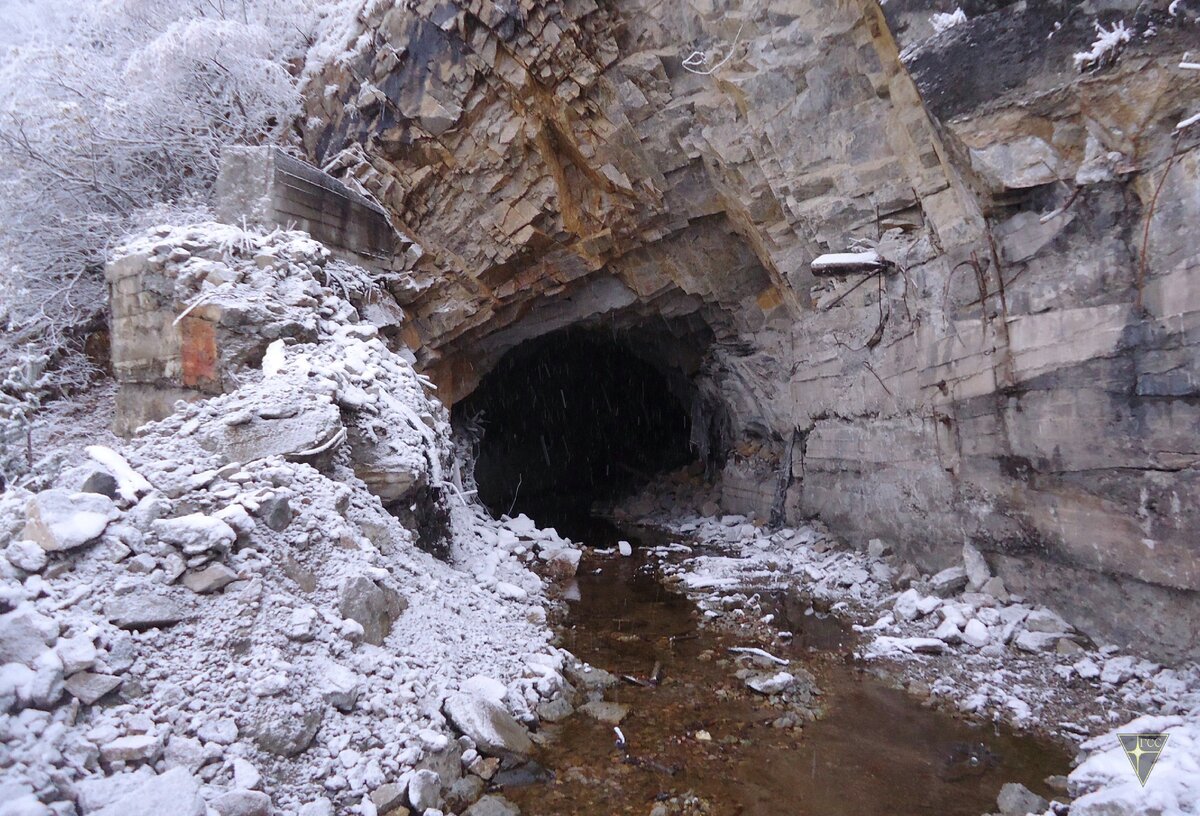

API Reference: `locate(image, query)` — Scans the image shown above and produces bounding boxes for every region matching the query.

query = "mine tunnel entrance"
[453,327,706,531]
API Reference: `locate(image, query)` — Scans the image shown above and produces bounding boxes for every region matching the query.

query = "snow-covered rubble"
[612,474,1200,816]
[0,224,580,816]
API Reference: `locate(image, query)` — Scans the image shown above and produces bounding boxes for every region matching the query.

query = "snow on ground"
[0,224,579,816]
[608,472,1200,816]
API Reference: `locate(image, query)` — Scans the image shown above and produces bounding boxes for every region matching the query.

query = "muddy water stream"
[506,518,1070,815]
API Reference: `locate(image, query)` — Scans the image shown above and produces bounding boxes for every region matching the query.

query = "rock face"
[107,0,1200,660]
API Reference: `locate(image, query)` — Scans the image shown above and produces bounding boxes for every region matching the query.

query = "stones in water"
[578,700,629,725]
[997,782,1049,816]
[464,795,521,816]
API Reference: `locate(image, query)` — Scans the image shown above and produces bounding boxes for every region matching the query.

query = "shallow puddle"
[505,518,1071,816]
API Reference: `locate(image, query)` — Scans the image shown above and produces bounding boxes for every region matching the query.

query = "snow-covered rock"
[407,768,441,811]
[104,592,190,630]
[1024,607,1070,634]
[1068,714,1199,816]
[337,574,406,646]
[4,540,47,573]
[21,489,118,552]
[90,768,206,816]
[746,671,795,695]
[152,513,236,556]
[0,604,58,665]
[961,542,990,590]
[442,692,533,759]
[929,566,968,597]
[893,588,923,622]
[180,563,237,594]
[961,619,990,648]
[64,672,122,704]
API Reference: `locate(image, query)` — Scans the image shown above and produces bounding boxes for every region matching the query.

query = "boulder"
[91,768,205,816]
[934,618,962,644]
[249,708,322,757]
[407,768,441,812]
[1014,631,1060,653]
[962,619,990,648]
[152,514,236,556]
[22,489,118,552]
[197,718,239,745]
[257,495,292,531]
[73,768,156,813]
[196,394,344,468]
[181,563,237,594]
[65,672,123,704]
[298,800,334,816]
[442,692,533,759]
[545,547,582,579]
[105,592,190,630]
[338,575,407,646]
[348,437,424,502]
[79,464,121,499]
[101,734,163,764]
[929,566,968,597]
[4,540,47,573]
[163,736,206,773]
[0,604,59,666]
[322,663,361,712]
[28,650,64,707]
[578,700,629,724]
[369,783,407,814]
[464,795,521,816]
[961,542,990,590]
[56,632,98,674]
[1024,608,1070,634]
[232,758,262,790]
[997,782,1048,816]
[893,588,923,622]
[211,790,272,816]
[563,661,618,693]
[979,576,1010,602]
[745,671,795,695]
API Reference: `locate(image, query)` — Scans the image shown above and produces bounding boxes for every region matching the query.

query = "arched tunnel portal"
[451,319,730,530]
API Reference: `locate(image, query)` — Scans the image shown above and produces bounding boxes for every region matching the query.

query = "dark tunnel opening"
[453,328,700,531]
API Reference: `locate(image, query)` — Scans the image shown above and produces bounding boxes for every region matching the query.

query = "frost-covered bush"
[0,0,337,390]
[0,353,49,489]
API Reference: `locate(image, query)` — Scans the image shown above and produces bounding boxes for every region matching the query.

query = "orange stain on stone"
[180,317,218,388]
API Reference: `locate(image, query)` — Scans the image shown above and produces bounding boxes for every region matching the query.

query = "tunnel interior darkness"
[453,328,698,526]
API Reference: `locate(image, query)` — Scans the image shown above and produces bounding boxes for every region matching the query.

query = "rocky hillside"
[0,225,584,816]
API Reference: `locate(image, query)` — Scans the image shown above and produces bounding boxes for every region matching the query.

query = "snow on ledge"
[810,251,892,276]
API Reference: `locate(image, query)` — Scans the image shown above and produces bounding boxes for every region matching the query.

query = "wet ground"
[505,518,1071,816]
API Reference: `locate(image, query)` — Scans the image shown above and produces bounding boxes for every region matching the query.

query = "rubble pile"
[0,225,581,816]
